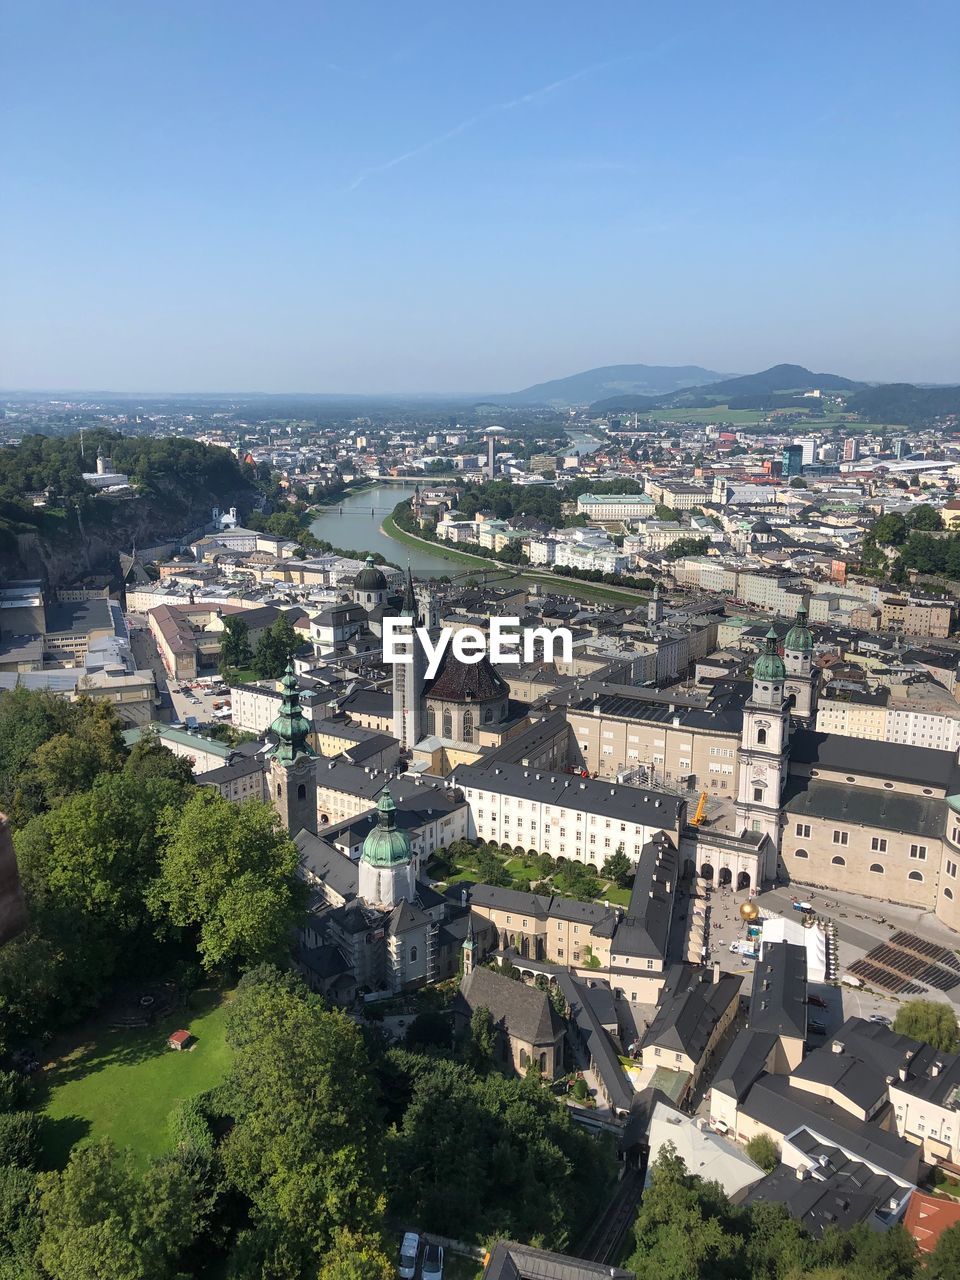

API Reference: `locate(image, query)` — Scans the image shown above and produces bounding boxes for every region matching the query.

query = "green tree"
[219,616,252,673]
[315,1229,394,1280]
[252,614,299,680]
[906,504,943,531]
[893,999,958,1053]
[745,1132,780,1173]
[601,847,632,888]
[0,1162,41,1279]
[928,1223,960,1279]
[36,1141,207,1280]
[871,512,908,546]
[0,1114,40,1168]
[220,968,386,1267]
[149,791,304,971]
[469,1005,496,1066]
[122,734,195,788]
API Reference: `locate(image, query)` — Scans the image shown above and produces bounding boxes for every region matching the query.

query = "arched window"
[276,783,282,798]
[442,708,452,737]
[831,855,845,866]
[757,727,767,746]
[463,709,474,743]
[410,946,418,963]
[484,707,494,723]
[794,849,808,858]
[539,1052,547,1072]
[945,887,954,900]
[908,870,924,881]
[519,1048,528,1068]
[426,706,436,735]
[870,863,884,873]
[297,783,306,801]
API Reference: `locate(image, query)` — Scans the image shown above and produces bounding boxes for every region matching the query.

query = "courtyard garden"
[39,985,234,1169]
[426,838,634,908]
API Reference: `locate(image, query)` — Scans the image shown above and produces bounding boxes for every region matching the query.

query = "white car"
[398,1232,419,1280]
[422,1242,444,1280]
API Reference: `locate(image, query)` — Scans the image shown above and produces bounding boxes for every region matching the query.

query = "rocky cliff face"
[0,486,253,587]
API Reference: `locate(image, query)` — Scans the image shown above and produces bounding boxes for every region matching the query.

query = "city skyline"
[1,0,958,392]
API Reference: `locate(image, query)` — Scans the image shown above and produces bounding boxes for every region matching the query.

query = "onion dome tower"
[353,555,388,608]
[359,788,416,908]
[268,663,317,835]
[783,605,817,720]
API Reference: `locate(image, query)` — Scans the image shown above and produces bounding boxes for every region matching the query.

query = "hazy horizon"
[2,1,958,393]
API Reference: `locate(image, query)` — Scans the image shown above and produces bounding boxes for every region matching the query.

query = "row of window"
[793,849,925,881]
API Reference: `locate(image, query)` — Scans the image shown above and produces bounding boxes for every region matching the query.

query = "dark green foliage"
[928,1223,960,1279]
[845,383,960,425]
[552,860,601,901]
[386,1050,615,1250]
[663,535,710,561]
[219,615,253,672]
[0,1162,41,1279]
[252,614,299,679]
[601,848,632,888]
[0,1070,33,1113]
[0,1113,41,1168]
[168,1096,215,1157]
[745,1132,779,1172]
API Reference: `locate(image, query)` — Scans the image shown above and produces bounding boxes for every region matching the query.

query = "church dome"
[784,605,813,653]
[754,628,786,682]
[354,556,388,592]
[361,789,412,868]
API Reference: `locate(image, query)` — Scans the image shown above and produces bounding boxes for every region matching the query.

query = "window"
[462,710,474,743]
[442,708,453,737]
[753,787,763,802]
[910,844,927,860]
[795,823,811,838]
[297,783,306,801]
[870,863,884,874]
[654,1048,661,1057]
[946,888,955,900]
[794,849,808,858]
[831,855,846,866]
[871,837,887,853]
[947,861,958,878]
[832,830,848,846]
[845,776,856,783]
[756,728,767,746]
[276,783,282,798]
[647,959,655,970]
[908,871,924,882]
[410,946,418,962]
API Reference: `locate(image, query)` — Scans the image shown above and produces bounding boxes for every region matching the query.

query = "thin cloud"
[342,54,633,192]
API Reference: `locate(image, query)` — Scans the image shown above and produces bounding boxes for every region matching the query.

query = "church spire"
[269,663,315,764]
[399,566,420,621]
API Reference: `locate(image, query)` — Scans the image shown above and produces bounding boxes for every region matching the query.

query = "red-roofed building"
[903,1190,960,1254]
[167,1029,192,1051]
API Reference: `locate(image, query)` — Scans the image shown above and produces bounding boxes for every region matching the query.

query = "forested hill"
[0,432,258,584]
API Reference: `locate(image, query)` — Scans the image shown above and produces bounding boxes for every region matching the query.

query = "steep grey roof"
[454,762,685,828]
[295,830,359,900]
[643,965,743,1061]
[338,688,392,718]
[782,777,945,838]
[712,1028,777,1101]
[556,971,633,1113]
[387,897,430,934]
[750,941,807,1040]
[483,1241,633,1280]
[789,728,956,789]
[740,1076,919,1179]
[459,966,563,1048]
[742,1162,894,1238]
[612,833,677,961]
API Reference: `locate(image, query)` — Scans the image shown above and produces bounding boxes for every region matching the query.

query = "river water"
[309,484,458,574]
[308,429,605,575]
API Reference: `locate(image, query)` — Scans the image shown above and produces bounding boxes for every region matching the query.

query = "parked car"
[808,1020,826,1035]
[807,995,828,1009]
[422,1242,444,1280]
[868,1014,891,1026]
[398,1232,419,1280]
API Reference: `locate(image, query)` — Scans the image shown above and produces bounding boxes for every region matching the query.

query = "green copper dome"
[784,605,813,653]
[361,789,412,868]
[269,664,315,764]
[754,628,786,682]
[354,555,388,592]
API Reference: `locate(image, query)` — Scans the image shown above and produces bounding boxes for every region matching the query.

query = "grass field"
[381,514,649,607]
[40,987,234,1170]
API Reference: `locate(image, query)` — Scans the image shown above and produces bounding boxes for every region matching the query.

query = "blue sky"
[2,0,958,392]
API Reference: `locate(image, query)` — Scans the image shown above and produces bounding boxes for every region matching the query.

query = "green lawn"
[41,987,234,1170]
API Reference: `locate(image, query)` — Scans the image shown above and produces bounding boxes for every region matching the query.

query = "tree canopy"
[893,999,959,1053]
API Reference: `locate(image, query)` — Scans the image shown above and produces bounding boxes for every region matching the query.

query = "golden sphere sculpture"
[739,901,760,922]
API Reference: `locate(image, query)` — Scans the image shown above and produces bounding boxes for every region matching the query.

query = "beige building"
[880,595,952,639]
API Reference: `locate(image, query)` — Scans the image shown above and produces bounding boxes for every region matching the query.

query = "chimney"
[898,1067,907,1082]
[932,1061,943,1077]
[712,960,721,984]
[796,1164,809,1180]
[461,888,468,907]
[832,1041,844,1054]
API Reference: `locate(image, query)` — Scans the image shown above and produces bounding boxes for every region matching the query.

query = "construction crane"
[690,792,708,826]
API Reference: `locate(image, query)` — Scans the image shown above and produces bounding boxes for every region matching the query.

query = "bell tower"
[268,664,317,837]
[736,628,789,854]
[783,605,817,721]
[391,568,426,749]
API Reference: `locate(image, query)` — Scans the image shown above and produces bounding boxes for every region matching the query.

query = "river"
[308,427,605,575]
[309,484,458,574]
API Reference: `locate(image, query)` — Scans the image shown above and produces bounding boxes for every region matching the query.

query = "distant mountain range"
[492,363,725,407]
[590,363,866,413]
